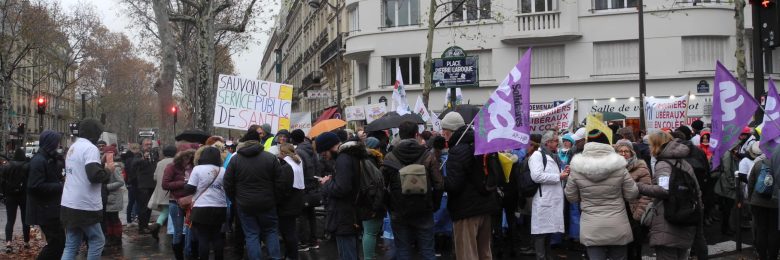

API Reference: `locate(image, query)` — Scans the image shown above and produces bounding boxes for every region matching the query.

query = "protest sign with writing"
[530,99,574,133]
[364,103,387,124]
[345,106,366,121]
[291,112,312,135]
[644,95,688,132]
[213,75,293,133]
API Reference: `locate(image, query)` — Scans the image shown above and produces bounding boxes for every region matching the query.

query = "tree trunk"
[152,0,177,143]
[735,0,748,87]
[195,6,217,133]
[422,0,437,107]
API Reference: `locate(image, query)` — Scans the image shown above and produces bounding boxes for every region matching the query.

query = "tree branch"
[214,0,233,14]
[215,0,258,32]
[178,0,202,11]
[434,0,466,28]
[168,14,196,24]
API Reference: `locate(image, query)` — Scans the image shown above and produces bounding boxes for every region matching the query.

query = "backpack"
[754,161,774,198]
[661,160,701,227]
[518,150,547,198]
[384,151,435,218]
[480,153,502,195]
[355,159,386,220]
[397,154,428,195]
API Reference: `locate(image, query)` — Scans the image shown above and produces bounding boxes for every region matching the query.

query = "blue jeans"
[169,200,185,245]
[237,206,281,260]
[335,235,359,260]
[392,216,436,260]
[62,223,105,260]
[126,184,138,222]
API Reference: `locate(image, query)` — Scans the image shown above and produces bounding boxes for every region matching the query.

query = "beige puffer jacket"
[627,160,652,221]
[565,142,639,246]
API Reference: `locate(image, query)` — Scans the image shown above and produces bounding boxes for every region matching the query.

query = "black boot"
[173,242,184,260]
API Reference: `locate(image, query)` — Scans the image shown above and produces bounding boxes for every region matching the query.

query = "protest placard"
[530,99,574,133]
[213,74,293,133]
[345,106,366,121]
[291,112,312,134]
[364,103,387,124]
[645,95,688,132]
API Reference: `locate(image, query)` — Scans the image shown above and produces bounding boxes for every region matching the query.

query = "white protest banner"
[345,105,366,121]
[645,95,689,131]
[413,96,431,122]
[530,99,575,133]
[430,111,442,132]
[213,74,293,133]
[364,103,387,124]
[290,112,312,134]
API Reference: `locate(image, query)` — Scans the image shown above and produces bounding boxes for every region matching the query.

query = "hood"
[448,126,474,148]
[628,159,649,173]
[391,139,428,164]
[78,118,104,144]
[338,141,367,159]
[570,142,628,182]
[658,139,691,160]
[173,149,195,167]
[39,130,62,154]
[237,140,263,157]
[296,139,315,157]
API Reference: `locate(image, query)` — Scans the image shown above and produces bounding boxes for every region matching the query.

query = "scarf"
[284,156,305,190]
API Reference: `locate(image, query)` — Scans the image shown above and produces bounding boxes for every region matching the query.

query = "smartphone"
[106,153,114,165]
[313,176,323,180]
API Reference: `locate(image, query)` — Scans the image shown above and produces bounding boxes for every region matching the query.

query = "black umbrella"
[438,104,482,123]
[365,112,425,132]
[175,129,211,144]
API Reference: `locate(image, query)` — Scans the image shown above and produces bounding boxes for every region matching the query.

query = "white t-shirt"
[739,158,755,177]
[61,138,103,211]
[188,165,226,208]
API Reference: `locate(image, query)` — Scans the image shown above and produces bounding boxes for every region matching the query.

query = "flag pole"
[756,103,780,131]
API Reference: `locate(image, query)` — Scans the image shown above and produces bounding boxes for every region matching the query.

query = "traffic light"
[171,106,178,124]
[36,97,46,114]
[760,0,780,49]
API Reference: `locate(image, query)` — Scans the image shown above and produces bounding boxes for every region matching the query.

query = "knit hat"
[561,134,575,145]
[676,126,693,140]
[260,124,273,135]
[691,120,704,131]
[587,129,610,145]
[742,126,752,135]
[163,145,177,158]
[365,137,380,149]
[315,132,341,153]
[79,118,104,144]
[441,112,465,131]
[290,129,306,144]
[571,127,587,141]
[240,129,260,142]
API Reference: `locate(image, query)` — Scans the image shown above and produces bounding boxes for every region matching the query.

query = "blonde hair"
[279,143,301,164]
[648,131,674,157]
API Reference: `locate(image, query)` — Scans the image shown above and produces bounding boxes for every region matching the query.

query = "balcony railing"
[517,11,560,32]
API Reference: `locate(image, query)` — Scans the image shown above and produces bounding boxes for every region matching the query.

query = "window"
[452,0,492,21]
[593,0,637,10]
[682,36,726,71]
[383,0,419,27]
[593,41,638,75]
[521,46,565,78]
[385,56,421,85]
[472,50,493,80]
[520,0,557,13]
[359,63,369,90]
[348,6,359,32]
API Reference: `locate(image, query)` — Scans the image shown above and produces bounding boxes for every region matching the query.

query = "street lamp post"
[309,0,342,114]
[638,0,647,131]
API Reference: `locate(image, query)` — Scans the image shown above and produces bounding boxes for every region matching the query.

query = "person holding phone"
[102,145,125,247]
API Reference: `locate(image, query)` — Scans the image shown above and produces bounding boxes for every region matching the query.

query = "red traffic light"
[37,97,45,104]
[763,0,774,7]
[171,106,177,113]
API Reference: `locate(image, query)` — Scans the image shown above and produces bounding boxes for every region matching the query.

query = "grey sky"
[59,0,277,79]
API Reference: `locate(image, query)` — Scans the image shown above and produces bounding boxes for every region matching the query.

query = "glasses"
[617,150,631,154]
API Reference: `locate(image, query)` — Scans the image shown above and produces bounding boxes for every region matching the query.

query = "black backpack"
[384,151,435,219]
[480,153,502,195]
[354,159,386,220]
[661,159,701,227]
[518,150,547,197]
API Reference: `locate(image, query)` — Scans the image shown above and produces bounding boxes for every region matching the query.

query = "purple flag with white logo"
[712,61,760,169]
[760,78,780,156]
[473,50,532,155]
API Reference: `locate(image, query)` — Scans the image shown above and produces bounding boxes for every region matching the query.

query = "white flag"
[393,64,410,115]
[430,111,442,132]
[414,96,431,122]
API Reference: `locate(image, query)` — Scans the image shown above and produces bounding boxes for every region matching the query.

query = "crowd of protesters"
[0,114,778,260]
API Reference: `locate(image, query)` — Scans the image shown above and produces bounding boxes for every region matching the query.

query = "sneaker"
[149,223,161,240]
[309,241,320,249]
[297,244,310,252]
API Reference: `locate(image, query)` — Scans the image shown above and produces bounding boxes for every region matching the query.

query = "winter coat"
[148,157,174,210]
[529,148,565,235]
[276,158,305,217]
[637,141,699,249]
[383,139,442,222]
[713,149,739,200]
[26,151,64,226]
[106,164,126,213]
[322,141,364,235]
[134,152,159,189]
[224,140,283,214]
[627,160,653,221]
[748,155,776,208]
[443,126,499,221]
[565,142,638,246]
[162,150,195,200]
[295,139,320,190]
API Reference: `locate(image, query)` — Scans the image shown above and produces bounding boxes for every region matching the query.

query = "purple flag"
[760,78,780,156]
[473,50,532,155]
[711,61,760,169]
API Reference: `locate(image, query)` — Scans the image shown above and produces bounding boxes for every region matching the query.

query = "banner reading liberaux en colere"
[473,50,532,155]
[711,61,759,170]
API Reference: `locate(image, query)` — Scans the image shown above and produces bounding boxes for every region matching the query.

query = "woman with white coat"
[529,130,567,260]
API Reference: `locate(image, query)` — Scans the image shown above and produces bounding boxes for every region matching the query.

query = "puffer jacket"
[224,140,283,214]
[323,141,365,235]
[162,150,195,200]
[565,142,638,246]
[443,126,499,221]
[106,164,126,212]
[627,159,652,221]
[638,141,699,249]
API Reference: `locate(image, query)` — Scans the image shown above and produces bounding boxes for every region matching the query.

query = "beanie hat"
[691,120,704,131]
[276,129,290,139]
[260,124,273,135]
[562,134,575,145]
[587,129,611,145]
[571,128,587,141]
[315,132,341,153]
[163,145,177,157]
[290,129,306,144]
[441,112,465,131]
[79,118,104,144]
[676,126,693,140]
[240,129,260,142]
[365,137,380,149]
[742,126,752,135]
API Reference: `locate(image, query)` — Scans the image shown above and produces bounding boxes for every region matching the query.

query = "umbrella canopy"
[601,112,626,121]
[438,104,481,124]
[364,113,424,132]
[308,119,346,137]
[175,129,211,144]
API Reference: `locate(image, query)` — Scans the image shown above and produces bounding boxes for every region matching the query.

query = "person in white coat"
[529,130,567,260]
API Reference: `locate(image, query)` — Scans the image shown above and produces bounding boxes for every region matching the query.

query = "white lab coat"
[529,150,565,235]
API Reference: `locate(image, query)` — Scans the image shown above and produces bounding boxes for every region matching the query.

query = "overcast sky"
[59,0,278,79]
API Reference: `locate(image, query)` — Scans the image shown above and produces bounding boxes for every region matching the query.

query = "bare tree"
[734,0,748,87]
[151,0,178,143]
